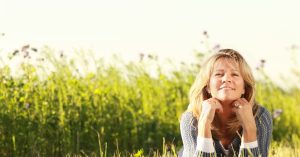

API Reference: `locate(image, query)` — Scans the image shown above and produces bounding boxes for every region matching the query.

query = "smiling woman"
[180,49,272,157]
[208,57,246,102]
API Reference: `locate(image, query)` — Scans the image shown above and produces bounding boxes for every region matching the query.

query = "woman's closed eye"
[214,73,223,77]
[232,73,240,77]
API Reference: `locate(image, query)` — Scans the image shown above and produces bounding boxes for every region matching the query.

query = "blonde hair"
[188,49,258,137]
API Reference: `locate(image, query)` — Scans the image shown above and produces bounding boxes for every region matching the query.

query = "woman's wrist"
[242,124,257,142]
[198,120,212,138]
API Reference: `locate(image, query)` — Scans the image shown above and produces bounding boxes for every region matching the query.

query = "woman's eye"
[232,73,239,76]
[214,73,222,76]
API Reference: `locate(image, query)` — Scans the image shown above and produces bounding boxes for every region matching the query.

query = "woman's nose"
[222,74,232,82]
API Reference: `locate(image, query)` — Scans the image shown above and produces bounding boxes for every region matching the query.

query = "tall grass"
[0,46,299,156]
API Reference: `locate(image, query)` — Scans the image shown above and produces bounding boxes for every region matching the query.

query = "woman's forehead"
[213,58,240,70]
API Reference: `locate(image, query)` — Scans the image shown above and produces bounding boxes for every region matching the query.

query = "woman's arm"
[257,106,273,157]
[233,99,261,157]
[238,106,273,157]
[180,112,216,157]
[180,99,222,156]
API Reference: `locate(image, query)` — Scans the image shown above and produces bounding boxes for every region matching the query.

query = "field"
[0,46,299,156]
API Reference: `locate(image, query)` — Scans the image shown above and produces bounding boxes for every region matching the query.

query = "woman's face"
[208,58,245,103]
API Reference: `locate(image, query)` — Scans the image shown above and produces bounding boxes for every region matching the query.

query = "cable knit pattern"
[180,105,272,157]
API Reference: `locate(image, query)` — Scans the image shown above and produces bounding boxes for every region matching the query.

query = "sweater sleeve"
[180,112,216,157]
[238,106,273,157]
[257,107,273,157]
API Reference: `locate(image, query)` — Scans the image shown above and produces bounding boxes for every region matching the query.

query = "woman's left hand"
[232,98,257,142]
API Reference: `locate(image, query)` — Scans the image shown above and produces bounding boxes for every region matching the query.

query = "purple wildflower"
[139,53,144,62]
[273,109,283,119]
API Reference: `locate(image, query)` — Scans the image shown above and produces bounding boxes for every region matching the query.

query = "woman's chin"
[216,97,238,103]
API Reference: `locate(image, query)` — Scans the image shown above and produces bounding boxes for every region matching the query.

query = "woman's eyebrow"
[231,69,240,72]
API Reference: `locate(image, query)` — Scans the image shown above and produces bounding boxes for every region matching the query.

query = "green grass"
[63,141,300,157]
[0,46,299,156]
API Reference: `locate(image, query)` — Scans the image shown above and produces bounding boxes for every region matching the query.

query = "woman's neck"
[215,101,235,126]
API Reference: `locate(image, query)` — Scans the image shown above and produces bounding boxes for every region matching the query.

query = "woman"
[180,49,272,157]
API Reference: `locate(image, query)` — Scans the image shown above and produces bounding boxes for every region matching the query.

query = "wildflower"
[203,30,209,38]
[273,109,283,119]
[134,149,144,157]
[23,51,29,58]
[290,44,299,50]
[260,59,266,68]
[60,51,64,58]
[21,44,30,52]
[256,59,266,70]
[139,53,144,62]
[148,54,153,59]
[213,44,220,51]
[36,58,45,61]
[31,47,38,52]
[12,50,19,56]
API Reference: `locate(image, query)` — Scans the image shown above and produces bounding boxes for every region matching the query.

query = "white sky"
[1,0,300,86]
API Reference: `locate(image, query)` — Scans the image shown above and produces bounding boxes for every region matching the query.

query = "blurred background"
[0,0,299,156]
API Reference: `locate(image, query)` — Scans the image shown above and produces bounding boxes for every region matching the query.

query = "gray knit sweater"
[180,105,272,157]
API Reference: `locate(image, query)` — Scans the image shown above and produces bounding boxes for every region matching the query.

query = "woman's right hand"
[198,98,223,137]
[199,98,223,124]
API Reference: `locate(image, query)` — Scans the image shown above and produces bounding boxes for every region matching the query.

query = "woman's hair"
[187,49,258,137]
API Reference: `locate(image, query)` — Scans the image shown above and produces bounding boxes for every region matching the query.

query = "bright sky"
[1,0,300,87]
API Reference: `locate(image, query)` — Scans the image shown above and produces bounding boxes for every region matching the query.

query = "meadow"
[0,45,299,157]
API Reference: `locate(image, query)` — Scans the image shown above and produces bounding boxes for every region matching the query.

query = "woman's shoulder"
[180,111,194,121]
[180,111,197,125]
[256,105,272,117]
[180,111,197,129]
[255,104,273,126]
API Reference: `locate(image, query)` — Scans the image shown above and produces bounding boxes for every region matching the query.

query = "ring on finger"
[235,103,242,109]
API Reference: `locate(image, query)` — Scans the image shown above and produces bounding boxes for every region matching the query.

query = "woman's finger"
[211,98,223,113]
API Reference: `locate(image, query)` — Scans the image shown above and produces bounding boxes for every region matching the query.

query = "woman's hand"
[233,98,257,142]
[199,98,223,123]
[198,98,223,137]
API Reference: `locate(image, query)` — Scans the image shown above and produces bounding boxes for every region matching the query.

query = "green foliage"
[0,47,299,156]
